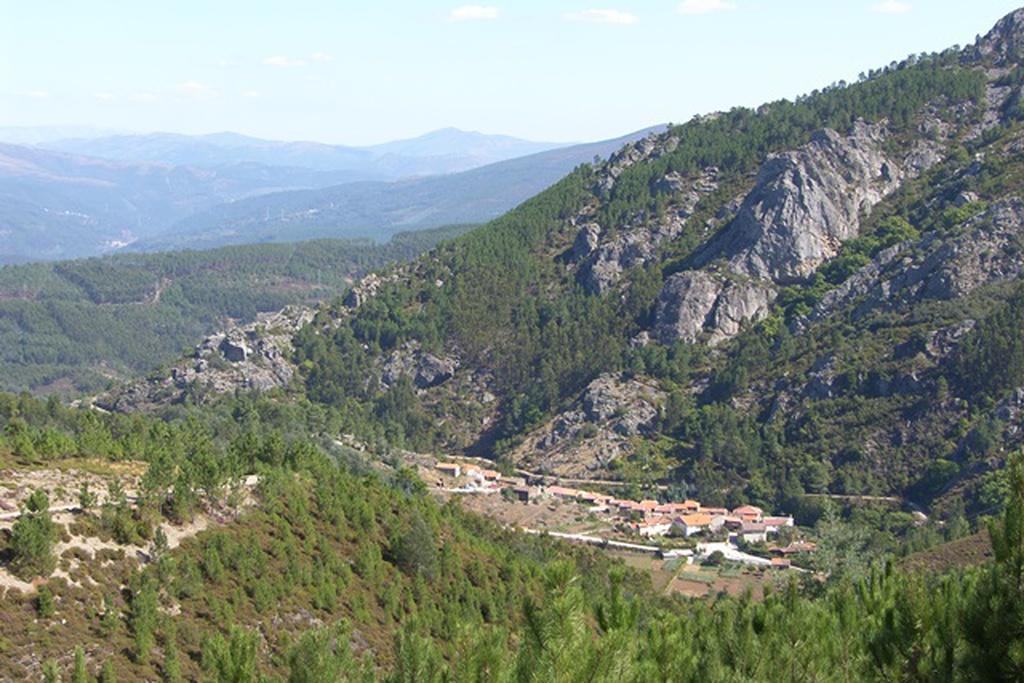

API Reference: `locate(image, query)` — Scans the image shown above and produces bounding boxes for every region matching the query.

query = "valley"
[5,6,1024,681]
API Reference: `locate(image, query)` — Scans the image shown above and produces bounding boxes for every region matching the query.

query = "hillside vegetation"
[0,389,1022,681]
[0,225,472,394]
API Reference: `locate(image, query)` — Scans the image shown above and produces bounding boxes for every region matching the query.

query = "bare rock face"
[705,122,901,283]
[218,333,250,363]
[578,229,665,295]
[597,133,681,193]
[378,342,459,389]
[575,167,718,295]
[654,122,901,345]
[652,271,723,344]
[344,272,401,309]
[963,9,1024,66]
[571,223,601,260]
[653,272,775,346]
[807,199,1024,324]
[580,374,661,434]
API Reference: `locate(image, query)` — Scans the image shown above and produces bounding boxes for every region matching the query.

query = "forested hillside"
[0,224,471,394]
[0,380,1022,680]
[251,10,1024,525]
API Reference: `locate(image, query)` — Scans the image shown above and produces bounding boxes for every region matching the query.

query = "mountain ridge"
[35,127,573,176]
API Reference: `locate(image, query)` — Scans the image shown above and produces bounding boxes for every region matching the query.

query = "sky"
[2,1,1023,146]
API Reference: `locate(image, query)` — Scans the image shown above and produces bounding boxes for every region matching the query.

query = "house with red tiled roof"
[435,462,461,477]
[673,513,713,537]
[547,486,581,499]
[616,500,643,513]
[739,521,768,544]
[579,491,612,505]
[732,505,764,522]
[633,516,673,538]
[763,516,794,532]
[769,541,817,555]
[771,557,792,570]
[638,499,661,513]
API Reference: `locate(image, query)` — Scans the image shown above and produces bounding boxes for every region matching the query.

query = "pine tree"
[963,452,1024,680]
[9,489,57,579]
[72,646,89,683]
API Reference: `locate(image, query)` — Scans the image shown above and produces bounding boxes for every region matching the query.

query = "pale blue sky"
[2,1,1022,145]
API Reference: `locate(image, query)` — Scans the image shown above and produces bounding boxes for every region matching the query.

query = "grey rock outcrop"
[806,198,1024,324]
[218,333,250,362]
[94,305,313,412]
[654,122,903,345]
[963,9,1024,66]
[653,272,775,346]
[580,374,662,435]
[572,223,601,260]
[575,167,719,295]
[597,133,681,193]
[344,272,401,309]
[378,342,459,389]
[696,122,901,283]
[510,373,666,478]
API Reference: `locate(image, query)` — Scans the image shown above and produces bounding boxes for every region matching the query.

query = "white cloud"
[310,52,333,62]
[449,5,499,21]
[869,0,911,13]
[677,0,737,15]
[243,90,262,99]
[94,92,117,101]
[26,90,49,99]
[264,55,307,68]
[565,9,639,24]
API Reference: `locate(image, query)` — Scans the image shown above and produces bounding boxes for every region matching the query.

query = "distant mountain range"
[0,126,660,262]
[32,127,570,177]
[130,129,660,252]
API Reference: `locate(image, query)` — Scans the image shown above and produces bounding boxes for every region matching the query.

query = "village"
[426,458,817,582]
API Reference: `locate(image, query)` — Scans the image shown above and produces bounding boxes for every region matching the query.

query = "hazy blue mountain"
[0,143,372,262]
[0,125,126,146]
[38,127,572,178]
[130,127,662,252]
[0,127,659,262]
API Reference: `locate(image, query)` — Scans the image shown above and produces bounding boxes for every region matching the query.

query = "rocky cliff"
[650,121,913,345]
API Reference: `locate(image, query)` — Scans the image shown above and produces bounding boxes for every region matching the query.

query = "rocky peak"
[964,8,1024,67]
[596,132,680,193]
[93,305,314,412]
